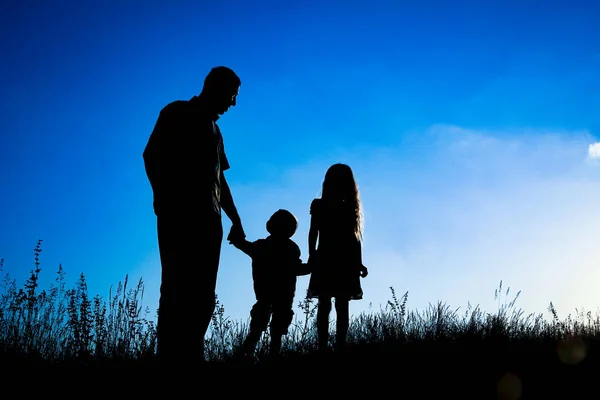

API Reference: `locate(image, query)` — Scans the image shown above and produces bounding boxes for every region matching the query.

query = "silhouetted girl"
[306,163,368,353]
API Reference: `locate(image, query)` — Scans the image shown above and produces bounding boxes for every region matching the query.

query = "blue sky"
[1,0,599,325]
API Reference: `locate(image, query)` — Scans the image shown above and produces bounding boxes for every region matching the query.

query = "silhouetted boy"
[230,209,311,358]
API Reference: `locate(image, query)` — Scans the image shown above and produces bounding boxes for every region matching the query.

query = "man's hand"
[227,221,246,243]
[228,236,242,247]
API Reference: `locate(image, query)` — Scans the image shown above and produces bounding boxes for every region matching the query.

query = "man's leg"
[194,215,223,360]
[156,215,187,366]
[156,287,176,365]
[156,214,223,365]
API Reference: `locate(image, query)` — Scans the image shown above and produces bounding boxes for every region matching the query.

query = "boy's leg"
[317,297,332,352]
[240,330,261,357]
[240,300,271,356]
[334,298,350,352]
[270,302,294,357]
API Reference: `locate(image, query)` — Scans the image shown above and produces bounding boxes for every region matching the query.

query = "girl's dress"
[306,197,363,300]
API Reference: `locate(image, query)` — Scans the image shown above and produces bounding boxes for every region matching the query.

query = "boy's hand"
[359,265,368,278]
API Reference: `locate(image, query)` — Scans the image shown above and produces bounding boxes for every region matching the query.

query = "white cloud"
[588,142,600,159]
[350,125,600,318]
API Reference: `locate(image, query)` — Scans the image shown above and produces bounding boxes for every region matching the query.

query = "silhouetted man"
[143,66,246,366]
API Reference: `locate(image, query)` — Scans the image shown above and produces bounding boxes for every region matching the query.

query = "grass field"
[1,241,596,397]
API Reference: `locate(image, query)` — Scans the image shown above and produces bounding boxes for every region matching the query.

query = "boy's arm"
[292,244,311,276]
[231,238,255,258]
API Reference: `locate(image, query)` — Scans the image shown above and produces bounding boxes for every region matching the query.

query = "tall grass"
[1,241,598,367]
[0,240,155,363]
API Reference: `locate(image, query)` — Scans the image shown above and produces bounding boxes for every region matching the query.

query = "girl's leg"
[317,296,332,352]
[334,298,350,352]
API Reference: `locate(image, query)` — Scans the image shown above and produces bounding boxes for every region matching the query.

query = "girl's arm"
[356,237,368,277]
[291,244,311,276]
[295,260,312,276]
[308,215,318,256]
[308,200,319,256]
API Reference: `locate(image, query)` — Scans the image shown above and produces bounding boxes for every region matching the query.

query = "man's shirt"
[143,96,229,217]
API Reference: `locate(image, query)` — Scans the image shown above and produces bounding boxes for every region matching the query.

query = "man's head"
[200,66,241,116]
[266,209,298,239]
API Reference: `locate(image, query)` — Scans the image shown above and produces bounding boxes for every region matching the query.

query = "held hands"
[227,220,246,244]
[229,236,243,247]
[299,262,312,276]
[359,264,368,278]
[306,252,319,269]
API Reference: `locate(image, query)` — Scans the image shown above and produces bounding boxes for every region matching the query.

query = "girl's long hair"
[321,163,363,240]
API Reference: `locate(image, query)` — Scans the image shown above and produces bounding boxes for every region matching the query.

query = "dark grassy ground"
[4,338,594,398]
[1,242,596,398]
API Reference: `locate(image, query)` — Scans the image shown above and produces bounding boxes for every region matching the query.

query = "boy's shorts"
[250,301,294,335]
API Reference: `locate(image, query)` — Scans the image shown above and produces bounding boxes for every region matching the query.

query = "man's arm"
[217,132,245,241]
[221,171,242,226]
[143,103,191,202]
[143,108,171,192]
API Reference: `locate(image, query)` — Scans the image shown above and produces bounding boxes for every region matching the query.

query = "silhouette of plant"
[1,241,599,372]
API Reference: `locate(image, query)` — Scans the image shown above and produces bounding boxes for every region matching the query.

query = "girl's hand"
[359,265,368,278]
